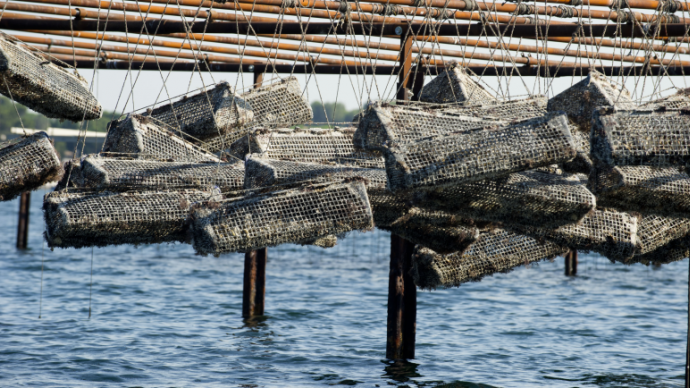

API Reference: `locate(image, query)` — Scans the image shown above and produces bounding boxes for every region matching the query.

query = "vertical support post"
[686,257,689,388]
[564,250,578,276]
[386,30,422,360]
[242,69,267,320]
[16,191,30,249]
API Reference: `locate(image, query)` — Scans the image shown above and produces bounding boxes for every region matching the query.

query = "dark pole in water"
[686,257,689,388]
[386,31,422,360]
[565,250,578,276]
[242,69,267,320]
[16,191,30,249]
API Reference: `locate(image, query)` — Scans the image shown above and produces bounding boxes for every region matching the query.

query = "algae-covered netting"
[190,180,374,255]
[411,229,567,290]
[383,112,577,192]
[102,114,221,162]
[60,156,245,192]
[44,188,220,248]
[148,81,253,142]
[0,35,102,121]
[410,169,595,229]
[0,132,62,201]
[230,126,384,168]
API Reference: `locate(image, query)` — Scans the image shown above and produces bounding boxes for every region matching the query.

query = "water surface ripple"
[0,192,687,387]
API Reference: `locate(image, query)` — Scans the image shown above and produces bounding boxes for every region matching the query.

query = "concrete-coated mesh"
[148,81,253,142]
[641,88,690,110]
[547,70,635,131]
[102,114,220,162]
[190,180,374,255]
[62,156,244,192]
[0,36,102,122]
[419,64,494,103]
[44,189,219,248]
[243,156,386,191]
[593,165,690,217]
[411,229,567,290]
[515,209,639,262]
[591,109,690,168]
[411,170,596,229]
[0,132,62,201]
[383,207,480,254]
[383,112,578,192]
[231,126,384,168]
[635,214,690,256]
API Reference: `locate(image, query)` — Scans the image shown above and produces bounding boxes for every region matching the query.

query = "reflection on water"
[0,192,687,387]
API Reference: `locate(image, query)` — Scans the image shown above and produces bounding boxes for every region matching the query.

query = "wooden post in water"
[564,250,578,276]
[686,257,689,388]
[242,69,267,319]
[16,191,30,249]
[386,29,422,360]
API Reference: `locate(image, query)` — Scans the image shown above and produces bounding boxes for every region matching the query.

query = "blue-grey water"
[0,190,688,387]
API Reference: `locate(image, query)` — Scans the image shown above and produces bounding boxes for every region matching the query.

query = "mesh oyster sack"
[514,209,640,262]
[148,81,253,142]
[593,165,690,217]
[628,235,690,265]
[190,180,374,255]
[0,35,102,121]
[410,170,596,229]
[641,87,690,110]
[591,109,690,168]
[62,156,244,192]
[229,126,384,168]
[44,188,220,248]
[634,214,690,257]
[547,70,635,131]
[560,129,593,174]
[418,64,494,103]
[0,132,62,201]
[199,77,313,154]
[102,114,220,162]
[411,229,568,290]
[383,112,578,192]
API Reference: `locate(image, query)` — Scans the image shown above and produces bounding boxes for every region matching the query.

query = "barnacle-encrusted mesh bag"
[62,156,244,192]
[547,70,635,131]
[198,77,313,153]
[593,165,690,217]
[411,170,596,229]
[591,109,690,168]
[641,87,690,110]
[0,132,62,201]
[383,112,578,192]
[44,188,220,248]
[0,36,102,121]
[354,97,548,151]
[148,81,253,141]
[561,128,593,174]
[190,180,374,255]
[514,209,640,262]
[230,126,384,168]
[102,114,220,162]
[418,64,494,103]
[635,214,690,256]
[628,235,690,265]
[411,229,568,290]
[243,156,387,190]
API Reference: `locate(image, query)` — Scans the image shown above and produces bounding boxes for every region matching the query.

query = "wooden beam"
[16,191,30,250]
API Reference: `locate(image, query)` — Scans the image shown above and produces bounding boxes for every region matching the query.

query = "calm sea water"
[0,190,688,387]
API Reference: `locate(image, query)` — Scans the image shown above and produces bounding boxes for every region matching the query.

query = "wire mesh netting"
[190,180,374,255]
[383,112,578,192]
[561,129,594,174]
[411,229,568,290]
[418,64,494,103]
[547,70,635,132]
[61,156,245,192]
[635,214,690,256]
[514,209,640,262]
[0,132,62,201]
[593,165,690,217]
[44,188,220,248]
[641,88,690,110]
[148,81,253,141]
[243,156,387,191]
[230,126,385,168]
[0,36,102,122]
[591,109,690,168]
[629,235,690,265]
[410,170,596,229]
[102,114,221,162]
